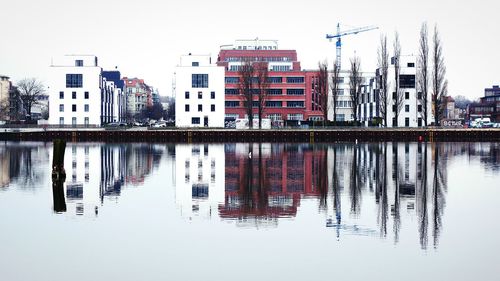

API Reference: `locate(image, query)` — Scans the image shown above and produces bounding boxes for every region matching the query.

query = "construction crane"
[326,23,379,69]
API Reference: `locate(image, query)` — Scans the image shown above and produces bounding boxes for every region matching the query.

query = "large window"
[265,101,282,108]
[267,89,282,95]
[192,74,208,88]
[66,74,83,88]
[225,101,240,107]
[287,101,304,108]
[267,77,282,83]
[225,77,239,84]
[225,89,239,95]
[192,117,200,124]
[287,114,303,121]
[286,77,305,83]
[75,60,83,67]
[286,89,304,95]
[399,75,416,88]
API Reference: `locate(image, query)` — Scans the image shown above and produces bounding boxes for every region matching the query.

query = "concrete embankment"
[0,128,499,143]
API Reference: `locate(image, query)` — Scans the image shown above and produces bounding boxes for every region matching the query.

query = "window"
[287,114,303,121]
[405,117,410,127]
[267,113,282,121]
[84,91,89,99]
[392,92,397,99]
[198,104,202,112]
[75,60,83,67]
[225,101,239,107]
[185,104,190,112]
[392,105,397,112]
[225,89,239,95]
[192,62,199,67]
[72,117,77,126]
[286,77,305,83]
[271,65,291,72]
[407,62,415,67]
[84,117,89,126]
[418,118,422,127]
[192,117,200,124]
[286,89,304,95]
[336,89,344,96]
[84,104,89,112]
[59,91,64,99]
[66,74,83,88]
[418,105,422,112]
[198,92,202,99]
[404,92,409,99]
[211,104,215,112]
[185,91,190,99]
[225,77,239,84]
[405,105,410,112]
[417,92,422,99]
[399,75,416,88]
[267,89,282,95]
[211,91,215,99]
[72,104,77,112]
[59,104,64,112]
[267,77,282,83]
[265,101,282,108]
[287,101,305,108]
[59,117,64,125]
[192,74,209,88]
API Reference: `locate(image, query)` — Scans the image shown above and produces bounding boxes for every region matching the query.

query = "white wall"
[48,55,102,126]
[175,55,225,127]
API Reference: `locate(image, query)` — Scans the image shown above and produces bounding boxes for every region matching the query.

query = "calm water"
[0,141,499,281]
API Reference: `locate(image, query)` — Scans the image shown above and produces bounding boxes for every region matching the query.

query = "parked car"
[152,121,167,128]
[106,122,127,127]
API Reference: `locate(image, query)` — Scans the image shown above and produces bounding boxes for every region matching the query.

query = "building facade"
[0,75,11,120]
[175,54,225,127]
[48,55,122,126]
[123,77,152,118]
[216,40,323,125]
[467,85,500,122]
[358,55,432,127]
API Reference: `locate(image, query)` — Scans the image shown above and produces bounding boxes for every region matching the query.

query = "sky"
[0,0,498,99]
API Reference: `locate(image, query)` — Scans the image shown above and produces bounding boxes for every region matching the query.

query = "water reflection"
[0,141,499,249]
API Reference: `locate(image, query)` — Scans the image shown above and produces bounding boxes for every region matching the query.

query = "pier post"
[52,139,66,212]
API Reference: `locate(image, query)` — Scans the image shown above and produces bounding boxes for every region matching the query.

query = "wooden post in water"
[52,139,66,212]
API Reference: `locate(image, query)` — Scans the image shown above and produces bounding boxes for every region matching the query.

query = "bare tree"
[377,35,389,127]
[317,61,329,125]
[349,56,362,124]
[417,23,430,126]
[255,62,269,129]
[16,78,46,121]
[431,25,448,126]
[330,60,341,124]
[238,59,255,129]
[393,32,404,127]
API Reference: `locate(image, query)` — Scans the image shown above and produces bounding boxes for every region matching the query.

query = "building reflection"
[1,141,499,247]
[59,143,166,216]
[0,142,50,189]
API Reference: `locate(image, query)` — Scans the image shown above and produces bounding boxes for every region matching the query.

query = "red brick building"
[216,40,324,125]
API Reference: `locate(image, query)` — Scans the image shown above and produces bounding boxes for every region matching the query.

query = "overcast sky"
[1,0,498,99]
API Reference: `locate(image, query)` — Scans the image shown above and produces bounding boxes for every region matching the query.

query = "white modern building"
[328,70,375,122]
[358,55,432,127]
[48,55,123,126]
[175,54,225,127]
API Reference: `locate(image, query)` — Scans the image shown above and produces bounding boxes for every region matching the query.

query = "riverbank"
[1,128,499,142]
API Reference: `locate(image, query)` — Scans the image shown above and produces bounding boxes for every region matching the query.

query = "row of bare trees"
[377,23,447,127]
[238,60,270,129]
